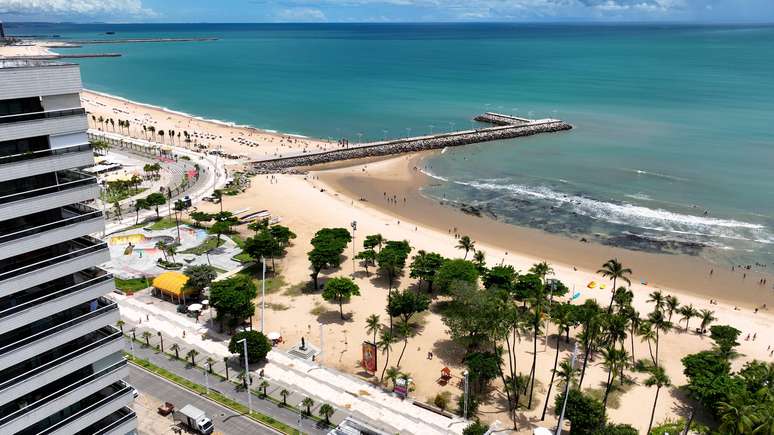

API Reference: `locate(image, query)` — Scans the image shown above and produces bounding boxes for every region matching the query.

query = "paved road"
[128,364,281,435]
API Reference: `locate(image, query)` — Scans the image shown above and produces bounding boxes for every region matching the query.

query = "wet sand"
[317,152,774,309]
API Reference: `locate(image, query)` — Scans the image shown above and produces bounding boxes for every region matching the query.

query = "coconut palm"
[301,397,314,415]
[553,357,578,388]
[505,373,530,410]
[472,250,486,271]
[612,287,633,313]
[530,261,554,284]
[526,285,548,408]
[717,396,758,435]
[645,366,671,434]
[115,319,125,334]
[186,349,199,366]
[318,403,335,425]
[600,346,629,411]
[384,366,401,388]
[577,300,602,388]
[679,304,700,331]
[259,380,270,397]
[623,306,641,365]
[280,389,290,405]
[647,310,672,367]
[206,357,215,373]
[365,314,381,344]
[394,320,413,368]
[597,258,632,312]
[540,303,573,421]
[639,321,657,365]
[156,240,169,261]
[456,235,475,259]
[647,290,665,313]
[698,309,716,334]
[377,329,394,383]
[141,331,152,346]
[170,343,181,359]
[664,295,680,322]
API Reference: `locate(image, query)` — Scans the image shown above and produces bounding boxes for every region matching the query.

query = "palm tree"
[553,357,578,389]
[526,285,548,408]
[645,366,671,434]
[530,261,554,284]
[318,403,335,424]
[597,258,632,312]
[365,314,381,344]
[156,240,169,262]
[505,373,530,410]
[212,189,224,213]
[639,321,657,365]
[259,380,270,397]
[301,397,314,415]
[717,397,758,435]
[394,321,412,368]
[541,303,573,421]
[647,310,672,367]
[600,346,628,411]
[647,290,665,313]
[472,250,486,271]
[223,356,230,380]
[699,309,716,334]
[116,319,125,334]
[170,343,181,359]
[206,357,215,373]
[665,295,680,322]
[577,300,602,388]
[186,349,199,366]
[385,366,401,388]
[623,306,641,365]
[679,304,699,331]
[456,235,475,259]
[141,331,152,346]
[280,389,290,405]
[377,329,394,383]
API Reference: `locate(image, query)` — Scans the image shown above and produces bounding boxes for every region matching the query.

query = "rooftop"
[0,59,75,69]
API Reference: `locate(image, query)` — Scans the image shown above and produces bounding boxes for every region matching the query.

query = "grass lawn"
[146,217,179,230]
[237,264,287,294]
[114,277,152,294]
[102,187,148,203]
[181,236,226,255]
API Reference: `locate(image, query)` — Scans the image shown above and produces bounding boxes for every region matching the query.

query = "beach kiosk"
[152,271,192,304]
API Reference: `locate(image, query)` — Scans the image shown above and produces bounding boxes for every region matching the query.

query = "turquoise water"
[9,23,774,266]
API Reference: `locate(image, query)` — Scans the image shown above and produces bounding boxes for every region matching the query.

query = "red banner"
[362,341,377,373]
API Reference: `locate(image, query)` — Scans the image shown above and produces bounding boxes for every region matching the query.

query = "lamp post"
[556,343,579,435]
[237,338,252,415]
[350,221,357,277]
[261,256,266,333]
[462,370,469,419]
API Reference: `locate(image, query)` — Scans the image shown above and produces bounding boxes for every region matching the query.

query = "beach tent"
[152,271,192,304]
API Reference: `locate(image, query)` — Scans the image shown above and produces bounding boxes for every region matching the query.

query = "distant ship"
[106,31,116,35]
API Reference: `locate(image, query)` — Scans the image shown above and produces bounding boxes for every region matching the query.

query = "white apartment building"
[0,60,136,434]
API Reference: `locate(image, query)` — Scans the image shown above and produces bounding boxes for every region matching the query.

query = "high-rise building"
[0,60,136,434]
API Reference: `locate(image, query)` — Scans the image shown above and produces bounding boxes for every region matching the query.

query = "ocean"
[8,22,774,267]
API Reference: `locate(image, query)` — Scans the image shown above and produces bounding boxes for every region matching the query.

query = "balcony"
[16,381,133,435]
[0,204,104,261]
[0,298,118,368]
[0,107,88,143]
[0,359,128,434]
[0,269,115,335]
[75,407,136,435]
[0,237,110,297]
[0,327,123,407]
[0,143,94,183]
[0,171,99,221]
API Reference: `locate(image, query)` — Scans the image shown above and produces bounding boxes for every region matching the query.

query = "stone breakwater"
[251,118,572,173]
[474,112,533,126]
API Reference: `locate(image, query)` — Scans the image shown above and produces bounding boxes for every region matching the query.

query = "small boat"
[106,31,116,35]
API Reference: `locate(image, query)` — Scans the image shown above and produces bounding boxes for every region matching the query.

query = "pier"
[251,113,572,172]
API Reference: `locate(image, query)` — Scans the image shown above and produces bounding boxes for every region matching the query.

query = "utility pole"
[238,338,252,415]
[261,256,266,333]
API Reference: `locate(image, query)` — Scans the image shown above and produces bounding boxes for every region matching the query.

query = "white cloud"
[0,0,154,17]
[275,7,328,21]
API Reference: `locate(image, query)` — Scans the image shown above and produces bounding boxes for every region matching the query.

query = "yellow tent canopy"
[152,272,190,297]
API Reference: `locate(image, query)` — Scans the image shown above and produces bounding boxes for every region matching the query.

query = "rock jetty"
[251,114,572,173]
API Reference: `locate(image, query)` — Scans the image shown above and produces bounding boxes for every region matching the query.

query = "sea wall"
[474,112,532,126]
[251,119,572,173]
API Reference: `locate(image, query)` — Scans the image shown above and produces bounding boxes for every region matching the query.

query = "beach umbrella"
[187,303,203,312]
[201,299,209,306]
[267,331,281,341]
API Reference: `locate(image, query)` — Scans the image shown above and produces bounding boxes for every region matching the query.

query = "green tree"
[280,389,290,405]
[434,259,479,294]
[355,249,376,275]
[228,330,272,362]
[387,289,430,325]
[170,343,181,359]
[184,264,218,294]
[483,264,517,290]
[307,228,351,289]
[133,198,148,224]
[645,366,671,434]
[244,230,281,269]
[190,211,212,228]
[698,309,716,334]
[377,329,395,383]
[209,275,257,333]
[365,314,381,344]
[710,324,742,358]
[409,250,445,291]
[678,304,699,331]
[595,424,638,435]
[301,397,314,415]
[141,330,152,346]
[462,421,489,435]
[472,250,486,273]
[376,240,412,291]
[541,302,575,420]
[363,234,384,251]
[144,192,166,219]
[322,277,361,319]
[465,351,501,394]
[259,380,270,397]
[553,389,605,435]
[597,258,632,312]
[456,235,475,259]
[186,349,199,366]
[269,225,296,247]
[664,295,680,322]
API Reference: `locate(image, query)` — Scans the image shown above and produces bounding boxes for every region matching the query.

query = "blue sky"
[0,0,772,23]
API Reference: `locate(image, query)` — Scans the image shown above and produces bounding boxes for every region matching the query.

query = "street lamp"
[462,370,469,419]
[556,343,578,435]
[237,338,252,415]
[260,256,266,333]
[158,331,164,353]
[350,221,357,277]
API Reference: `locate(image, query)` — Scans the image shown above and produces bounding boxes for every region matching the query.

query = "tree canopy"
[183,264,218,293]
[322,277,361,319]
[209,275,257,333]
[228,330,272,362]
[434,259,479,294]
[307,227,351,289]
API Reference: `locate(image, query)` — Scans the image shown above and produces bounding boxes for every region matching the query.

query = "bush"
[433,391,452,411]
[228,330,272,362]
[462,421,489,435]
[594,424,638,435]
[649,418,709,435]
[553,389,605,435]
[457,392,480,417]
